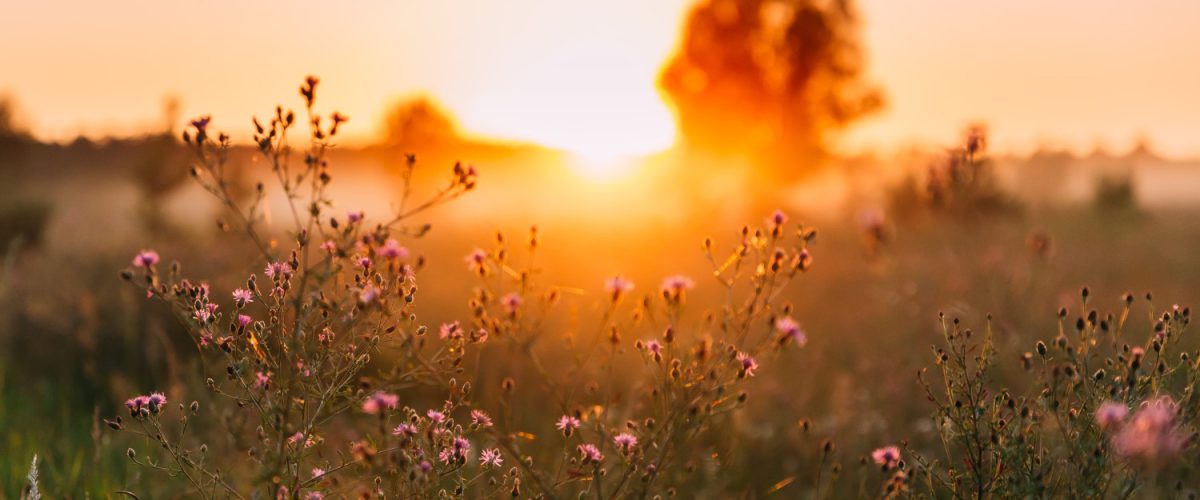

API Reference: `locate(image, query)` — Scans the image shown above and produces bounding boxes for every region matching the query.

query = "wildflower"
[125,395,149,416]
[311,467,325,479]
[768,209,787,228]
[264,261,293,280]
[480,448,504,468]
[361,391,399,415]
[393,423,418,437]
[304,492,324,500]
[872,446,901,470]
[147,392,167,413]
[193,303,218,323]
[254,371,271,390]
[1112,396,1186,468]
[473,328,489,343]
[645,340,663,362]
[427,409,446,424]
[346,211,364,224]
[440,437,471,464]
[190,116,211,138]
[439,322,462,340]
[604,275,634,301]
[354,255,372,269]
[132,250,160,268]
[775,316,807,347]
[232,288,253,305]
[419,460,433,474]
[237,314,253,328]
[660,275,695,301]
[578,443,604,464]
[358,285,380,304]
[501,293,523,315]
[380,239,408,260]
[614,433,638,453]
[319,240,336,253]
[556,415,581,436]
[471,409,494,427]
[465,248,487,272]
[1095,401,1129,431]
[737,352,759,377]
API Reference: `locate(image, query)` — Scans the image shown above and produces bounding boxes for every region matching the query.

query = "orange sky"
[2,0,1198,157]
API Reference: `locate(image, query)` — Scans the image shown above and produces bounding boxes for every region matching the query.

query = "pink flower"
[1096,401,1129,431]
[311,467,326,479]
[439,322,462,340]
[264,261,293,280]
[556,415,581,435]
[346,211,364,223]
[361,391,399,414]
[358,285,380,304]
[872,446,901,470]
[132,250,160,268]
[737,352,758,377]
[501,293,523,315]
[147,392,167,412]
[465,248,487,271]
[1112,396,1186,467]
[193,303,218,323]
[768,209,787,228]
[645,340,663,362]
[419,460,433,474]
[427,409,446,424]
[439,437,471,464]
[660,275,695,299]
[355,255,372,269]
[604,275,634,301]
[613,433,638,453]
[471,409,493,427]
[232,288,253,305]
[320,240,336,253]
[254,371,271,390]
[479,448,504,468]
[304,492,324,500]
[775,316,807,347]
[393,423,418,437]
[237,314,253,328]
[578,443,604,463]
[380,239,409,260]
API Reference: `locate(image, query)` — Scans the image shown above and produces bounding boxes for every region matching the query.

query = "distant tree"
[660,0,882,183]
[380,97,461,151]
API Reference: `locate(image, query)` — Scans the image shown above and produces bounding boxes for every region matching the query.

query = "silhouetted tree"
[380,97,460,152]
[660,0,882,182]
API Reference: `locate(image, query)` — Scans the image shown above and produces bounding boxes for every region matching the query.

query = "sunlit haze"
[2,0,1199,157]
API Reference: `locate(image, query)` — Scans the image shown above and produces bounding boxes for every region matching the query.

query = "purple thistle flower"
[427,409,446,424]
[775,316,807,347]
[578,443,604,464]
[361,391,399,415]
[232,288,253,305]
[347,211,364,223]
[1096,401,1129,431]
[660,275,695,299]
[471,409,493,428]
[147,392,167,413]
[1112,396,1186,468]
[264,261,293,280]
[465,248,487,271]
[501,293,523,315]
[556,415,581,435]
[132,250,160,268]
[872,446,901,470]
[613,432,638,453]
[393,423,418,437]
[604,275,634,301]
[237,314,252,328]
[254,371,271,390]
[479,448,504,468]
[439,322,462,340]
[380,239,408,260]
[737,352,759,377]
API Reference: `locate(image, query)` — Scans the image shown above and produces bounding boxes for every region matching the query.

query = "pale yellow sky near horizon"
[1,0,1198,157]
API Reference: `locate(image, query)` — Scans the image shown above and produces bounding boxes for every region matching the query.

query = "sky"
[1,0,1198,157]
